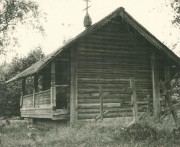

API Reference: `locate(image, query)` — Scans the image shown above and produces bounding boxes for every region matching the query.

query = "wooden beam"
[33,89,35,108]
[51,62,56,86]
[34,75,38,92]
[164,64,170,81]
[21,78,26,108]
[130,78,138,122]
[22,78,26,95]
[151,50,160,117]
[99,86,103,122]
[20,92,23,108]
[33,75,38,108]
[51,61,56,110]
[70,47,78,124]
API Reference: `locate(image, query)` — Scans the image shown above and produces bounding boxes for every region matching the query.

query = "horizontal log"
[78,84,130,89]
[78,86,132,92]
[78,98,123,104]
[78,108,132,114]
[77,74,151,80]
[77,75,151,81]
[80,36,150,47]
[78,93,131,99]
[21,108,52,118]
[51,114,69,120]
[79,43,152,51]
[78,112,133,119]
[78,64,151,70]
[78,88,132,94]
[78,78,151,83]
[78,68,151,73]
[53,109,69,115]
[78,103,122,109]
[91,31,132,39]
[78,49,148,56]
[77,54,149,63]
[78,69,151,75]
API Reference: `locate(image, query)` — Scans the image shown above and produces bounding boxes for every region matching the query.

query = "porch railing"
[22,89,51,109]
[21,85,69,109]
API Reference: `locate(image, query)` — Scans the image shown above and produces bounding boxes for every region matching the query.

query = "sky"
[0,0,180,64]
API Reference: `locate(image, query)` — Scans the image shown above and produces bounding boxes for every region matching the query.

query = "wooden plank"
[164,64,170,81]
[51,61,56,109]
[151,50,160,117]
[33,89,35,107]
[33,75,38,108]
[78,87,132,94]
[78,98,124,104]
[78,112,133,119]
[20,92,23,108]
[78,103,122,109]
[78,107,132,113]
[51,61,56,85]
[130,78,138,122]
[53,109,69,115]
[99,86,103,122]
[21,108,53,118]
[22,78,26,95]
[70,47,78,124]
[34,74,38,92]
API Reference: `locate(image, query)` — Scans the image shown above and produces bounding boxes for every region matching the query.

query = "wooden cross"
[83,0,91,13]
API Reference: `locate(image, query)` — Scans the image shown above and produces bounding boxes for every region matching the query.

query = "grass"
[0,115,180,147]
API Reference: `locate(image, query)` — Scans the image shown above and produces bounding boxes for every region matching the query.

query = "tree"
[0,0,44,54]
[6,47,44,79]
[170,0,180,25]
[0,47,45,117]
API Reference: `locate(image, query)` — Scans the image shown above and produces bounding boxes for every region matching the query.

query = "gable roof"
[6,7,180,83]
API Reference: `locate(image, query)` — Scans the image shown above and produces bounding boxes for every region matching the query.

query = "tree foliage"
[170,0,180,25]
[0,0,44,54]
[0,47,45,117]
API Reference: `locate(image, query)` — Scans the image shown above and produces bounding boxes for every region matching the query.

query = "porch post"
[20,78,26,108]
[51,61,56,110]
[70,47,78,124]
[33,75,38,108]
[164,64,170,81]
[22,78,26,95]
[151,50,160,117]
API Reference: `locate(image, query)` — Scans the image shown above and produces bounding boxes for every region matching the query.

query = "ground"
[0,116,180,147]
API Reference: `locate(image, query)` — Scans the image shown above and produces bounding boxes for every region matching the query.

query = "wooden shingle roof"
[6,7,180,83]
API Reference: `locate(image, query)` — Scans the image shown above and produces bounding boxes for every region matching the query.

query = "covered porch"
[20,59,70,120]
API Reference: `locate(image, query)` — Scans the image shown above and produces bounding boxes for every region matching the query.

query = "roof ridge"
[6,7,180,83]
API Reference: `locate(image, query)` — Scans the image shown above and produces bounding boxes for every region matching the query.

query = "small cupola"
[84,12,92,28]
[83,0,92,29]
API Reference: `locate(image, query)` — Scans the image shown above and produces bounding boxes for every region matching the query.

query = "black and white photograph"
[0,0,180,146]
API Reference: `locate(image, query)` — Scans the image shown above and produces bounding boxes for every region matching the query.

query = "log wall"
[76,20,153,120]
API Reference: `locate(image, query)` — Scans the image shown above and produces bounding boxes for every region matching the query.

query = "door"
[56,60,70,109]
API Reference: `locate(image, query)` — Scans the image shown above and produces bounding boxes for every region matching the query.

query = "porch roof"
[6,7,180,83]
